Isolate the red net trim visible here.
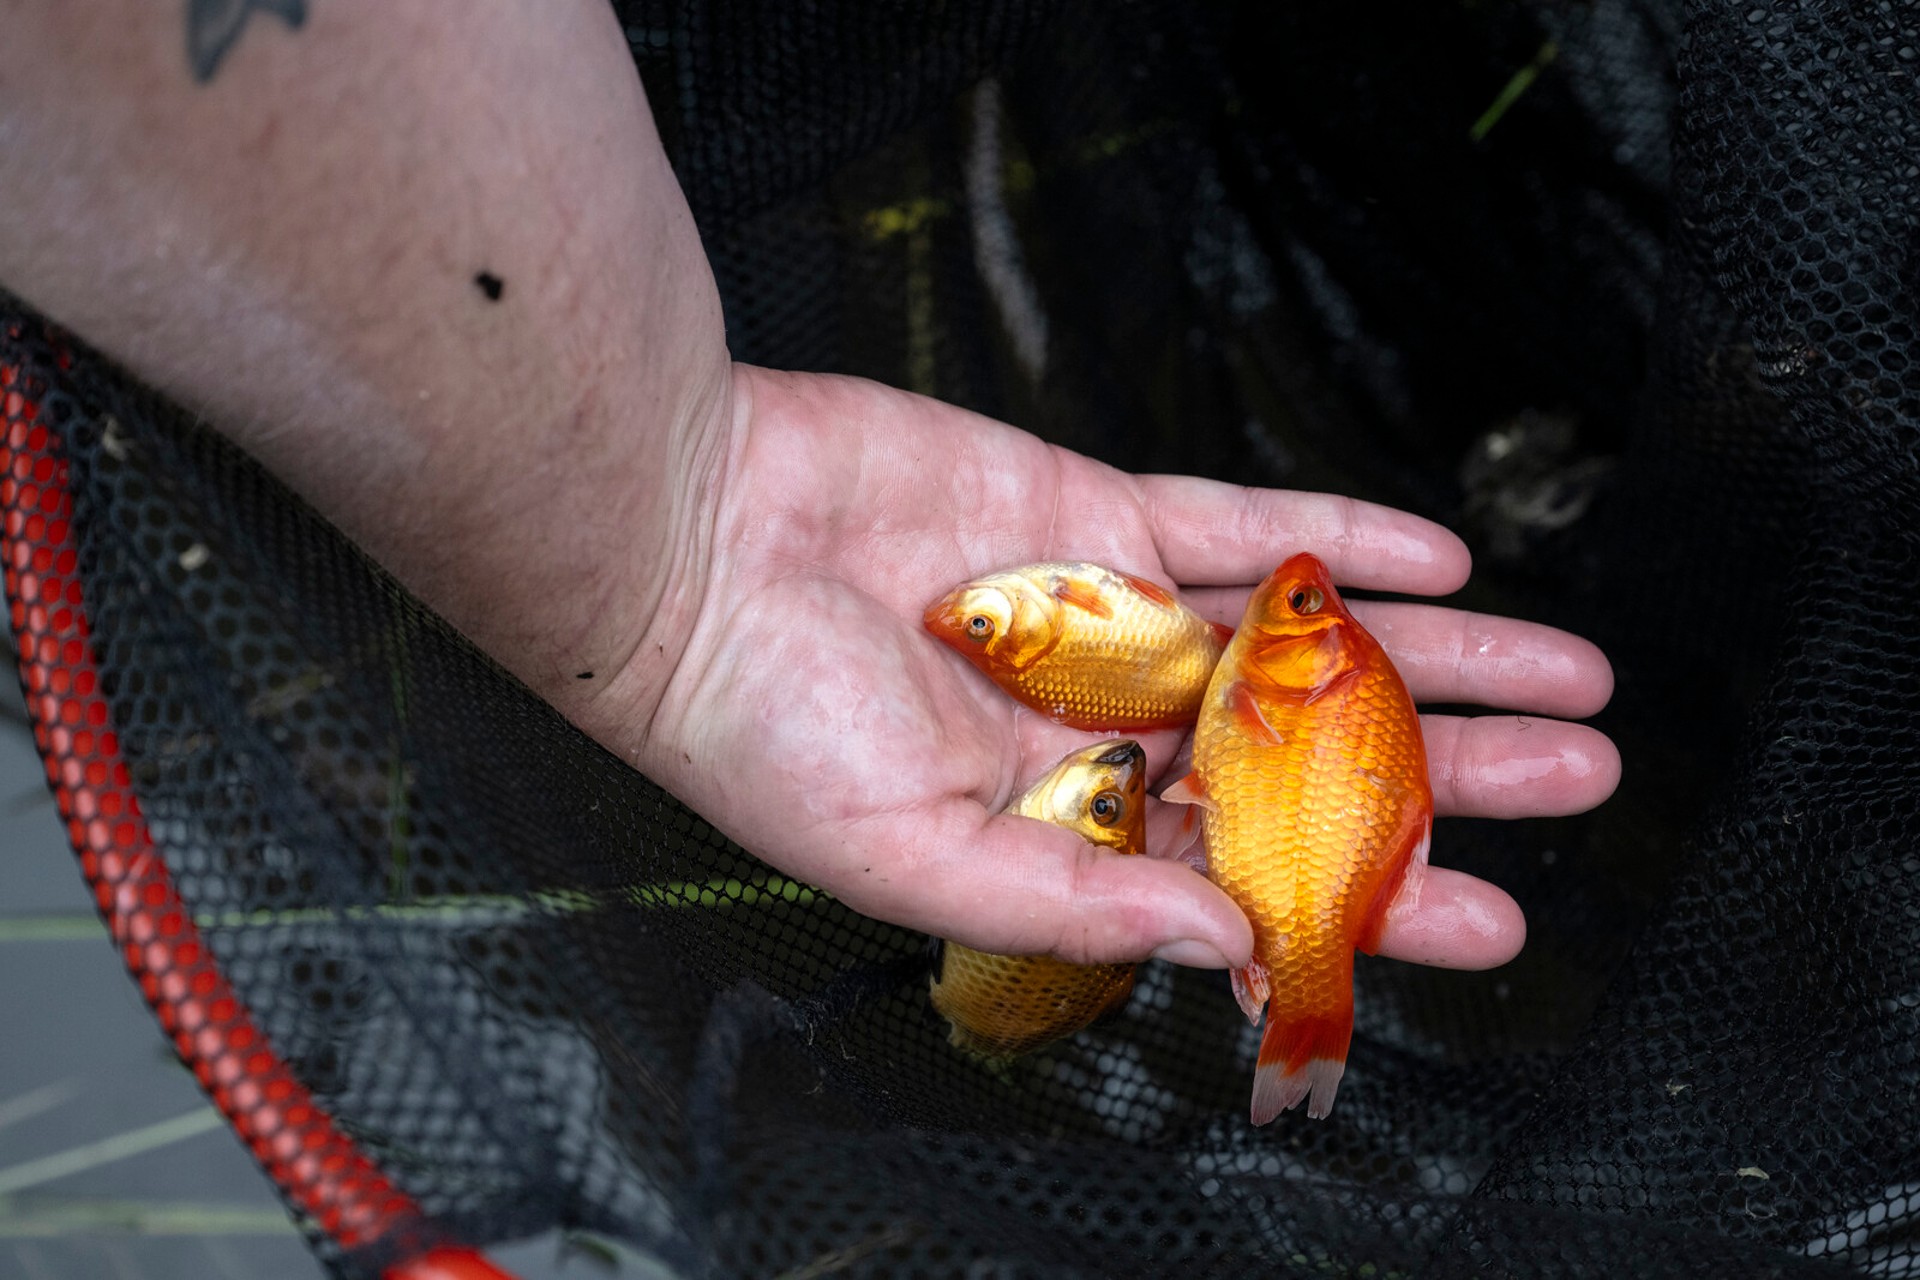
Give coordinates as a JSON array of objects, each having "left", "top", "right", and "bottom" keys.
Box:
[{"left": 0, "top": 365, "right": 509, "bottom": 1275}]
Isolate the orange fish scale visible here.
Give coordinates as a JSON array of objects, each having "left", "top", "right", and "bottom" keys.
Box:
[
  {"left": 1202, "top": 674, "right": 1422, "bottom": 949},
  {"left": 1011, "top": 590, "right": 1219, "bottom": 726},
  {"left": 928, "top": 739, "right": 1149, "bottom": 1059},
  {"left": 1184, "top": 554, "right": 1433, "bottom": 1123},
  {"left": 925, "top": 562, "right": 1226, "bottom": 730},
  {"left": 931, "top": 949, "right": 1135, "bottom": 1058}
]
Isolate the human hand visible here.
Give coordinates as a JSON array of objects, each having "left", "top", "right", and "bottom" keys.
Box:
[
  {"left": 0, "top": 0, "right": 1610, "bottom": 975},
  {"left": 626, "top": 366, "right": 1619, "bottom": 971}
]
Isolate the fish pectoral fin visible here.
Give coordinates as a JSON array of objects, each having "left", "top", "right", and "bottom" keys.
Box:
[
  {"left": 1230, "top": 958, "right": 1272, "bottom": 1024},
  {"left": 1300, "top": 666, "right": 1361, "bottom": 706},
  {"left": 1225, "top": 681, "right": 1285, "bottom": 745},
  {"left": 1050, "top": 573, "right": 1115, "bottom": 619},
  {"left": 1166, "top": 806, "right": 1209, "bottom": 874},
  {"left": 1159, "top": 771, "right": 1219, "bottom": 814},
  {"left": 1356, "top": 810, "right": 1434, "bottom": 956}
]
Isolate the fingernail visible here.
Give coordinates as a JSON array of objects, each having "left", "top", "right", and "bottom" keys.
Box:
[{"left": 1151, "top": 938, "right": 1232, "bottom": 969}]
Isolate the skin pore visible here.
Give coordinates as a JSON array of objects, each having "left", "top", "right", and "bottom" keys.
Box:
[{"left": 0, "top": 1, "right": 1619, "bottom": 972}]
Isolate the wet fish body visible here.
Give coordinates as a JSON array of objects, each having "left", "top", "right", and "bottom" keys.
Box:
[
  {"left": 1165, "top": 553, "right": 1431, "bottom": 1122},
  {"left": 930, "top": 740, "right": 1147, "bottom": 1058},
  {"left": 924, "top": 562, "right": 1229, "bottom": 730}
]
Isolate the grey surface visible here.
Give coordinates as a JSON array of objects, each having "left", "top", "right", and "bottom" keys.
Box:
[{"left": 0, "top": 676, "right": 672, "bottom": 1279}]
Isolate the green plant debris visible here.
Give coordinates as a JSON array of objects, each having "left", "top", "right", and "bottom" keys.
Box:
[
  {"left": 0, "top": 1082, "right": 82, "bottom": 1134},
  {"left": 0, "top": 1198, "right": 297, "bottom": 1238},
  {"left": 180, "top": 875, "right": 820, "bottom": 931},
  {"left": 0, "top": 881, "right": 822, "bottom": 942},
  {"left": 1071, "top": 117, "right": 1177, "bottom": 167},
  {"left": 861, "top": 197, "right": 951, "bottom": 241},
  {"left": 1470, "top": 41, "right": 1559, "bottom": 142},
  {"left": 0, "top": 1108, "right": 227, "bottom": 1196},
  {"left": 0, "top": 914, "right": 105, "bottom": 943},
  {"left": 635, "top": 875, "right": 819, "bottom": 910},
  {"left": 557, "top": 1230, "right": 690, "bottom": 1279},
  {"left": 241, "top": 666, "right": 332, "bottom": 719},
  {"left": 772, "top": 1222, "right": 918, "bottom": 1280}
]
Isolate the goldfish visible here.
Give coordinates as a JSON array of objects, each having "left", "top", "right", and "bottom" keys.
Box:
[
  {"left": 1163, "top": 552, "right": 1431, "bottom": 1122},
  {"left": 924, "top": 562, "right": 1230, "bottom": 730},
  {"left": 930, "top": 740, "right": 1147, "bottom": 1058}
]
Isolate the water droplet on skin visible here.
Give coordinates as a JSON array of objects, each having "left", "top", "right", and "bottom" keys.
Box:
[{"left": 1476, "top": 754, "right": 1561, "bottom": 788}]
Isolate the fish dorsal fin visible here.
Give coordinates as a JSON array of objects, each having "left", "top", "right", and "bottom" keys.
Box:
[
  {"left": 1050, "top": 573, "right": 1114, "bottom": 619},
  {"left": 1117, "top": 570, "right": 1178, "bottom": 610}
]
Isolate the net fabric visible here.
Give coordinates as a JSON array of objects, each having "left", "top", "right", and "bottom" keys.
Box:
[{"left": 6, "top": 0, "right": 1920, "bottom": 1275}]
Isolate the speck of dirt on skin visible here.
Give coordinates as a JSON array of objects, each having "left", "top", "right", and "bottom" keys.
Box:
[
  {"left": 474, "top": 271, "right": 505, "bottom": 301},
  {"left": 575, "top": 671, "right": 594, "bottom": 680}
]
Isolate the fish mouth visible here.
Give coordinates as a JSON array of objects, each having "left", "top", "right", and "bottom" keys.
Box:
[
  {"left": 922, "top": 595, "right": 970, "bottom": 645},
  {"left": 1093, "top": 740, "right": 1145, "bottom": 769}
]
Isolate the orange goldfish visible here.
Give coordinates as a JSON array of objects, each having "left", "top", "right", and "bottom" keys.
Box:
[
  {"left": 930, "top": 740, "right": 1147, "bottom": 1057},
  {"left": 924, "top": 562, "right": 1230, "bottom": 730},
  {"left": 1164, "top": 552, "right": 1431, "bottom": 1122}
]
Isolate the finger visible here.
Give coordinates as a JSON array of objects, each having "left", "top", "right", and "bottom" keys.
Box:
[
  {"left": 1142, "top": 801, "right": 1523, "bottom": 969},
  {"left": 828, "top": 800, "right": 1254, "bottom": 969},
  {"left": 1007, "top": 711, "right": 1188, "bottom": 800},
  {"left": 1375, "top": 865, "right": 1525, "bottom": 969},
  {"left": 1130, "top": 474, "right": 1472, "bottom": 595},
  {"left": 1143, "top": 794, "right": 1205, "bottom": 867},
  {"left": 1176, "top": 593, "right": 1614, "bottom": 721},
  {"left": 1423, "top": 714, "right": 1621, "bottom": 818},
  {"left": 1354, "top": 602, "right": 1614, "bottom": 718}
]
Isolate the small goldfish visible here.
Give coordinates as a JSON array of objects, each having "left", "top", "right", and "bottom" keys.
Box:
[
  {"left": 930, "top": 740, "right": 1147, "bottom": 1058},
  {"left": 924, "top": 562, "right": 1230, "bottom": 730},
  {"left": 1164, "top": 553, "right": 1432, "bottom": 1122}
]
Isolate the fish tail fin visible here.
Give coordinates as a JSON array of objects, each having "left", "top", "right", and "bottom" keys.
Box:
[{"left": 1251, "top": 996, "right": 1354, "bottom": 1124}]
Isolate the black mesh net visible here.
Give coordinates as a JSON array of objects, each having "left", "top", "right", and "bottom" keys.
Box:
[{"left": 4, "top": 0, "right": 1918, "bottom": 1275}]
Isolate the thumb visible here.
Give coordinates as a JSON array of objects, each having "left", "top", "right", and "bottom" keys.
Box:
[{"left": 818, "top": 801, "right": 1254, "bottom": 969}]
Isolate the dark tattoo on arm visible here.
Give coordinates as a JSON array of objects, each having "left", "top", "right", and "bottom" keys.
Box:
[{"left": 188, "top": 0, "right": 308, "bottom": 83}]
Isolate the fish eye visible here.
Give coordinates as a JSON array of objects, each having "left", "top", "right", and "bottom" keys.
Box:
[
  {"left": 1288, "top": 586, "right": 1325, "bottom": 614},
  {"left": 1090, "top": 790, "right": 1126, "bottom": 826},
  {"left": 965, "top": 615, "right": 994, "bottom": 640}
]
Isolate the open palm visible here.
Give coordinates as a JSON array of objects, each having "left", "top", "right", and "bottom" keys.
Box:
[{"left": 636, "top": 367, "right": 1618, "bottom": 972}]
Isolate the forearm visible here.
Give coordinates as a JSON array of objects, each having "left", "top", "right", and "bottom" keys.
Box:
[{"left": 0, "top": 0, "right": 732, "bottom": 738}]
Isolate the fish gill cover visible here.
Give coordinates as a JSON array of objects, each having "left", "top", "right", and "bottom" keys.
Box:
[{"left": 4, "top": 0, "right": 1917, "bottom": 1275}]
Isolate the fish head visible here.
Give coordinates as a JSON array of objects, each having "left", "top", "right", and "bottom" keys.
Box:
[
  {"left": 1236, "top": 553, "right": 1360, "bottom": 698},
  {"left": 1014, "top": 739, "right": 1148, "bottom": 854},
  {"left": 924, "top": 571, "right": 1063, "bottom": 673}
]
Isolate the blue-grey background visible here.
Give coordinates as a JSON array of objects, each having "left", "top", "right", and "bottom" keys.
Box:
[{"left": 0, "top": 670, "right": 673, "bottom": 1279}]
